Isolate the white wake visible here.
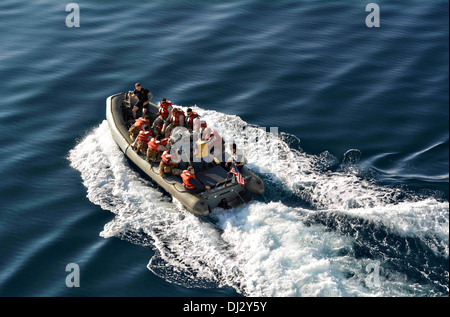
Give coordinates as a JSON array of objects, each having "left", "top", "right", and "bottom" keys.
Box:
[{"left": 68, "top": 108, "right": 449, "bottom": 297}]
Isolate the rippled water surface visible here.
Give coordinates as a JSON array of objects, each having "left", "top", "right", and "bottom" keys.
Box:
[{"left": 0, "top": 1, "right": 448, "bottom": 297}]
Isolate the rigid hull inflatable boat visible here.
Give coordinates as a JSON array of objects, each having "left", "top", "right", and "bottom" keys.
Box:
[{"left": 106, "top": 92, "right": 264, "bottom": 216}]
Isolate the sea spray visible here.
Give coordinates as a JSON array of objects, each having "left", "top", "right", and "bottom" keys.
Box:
[{"left": 68, "top": 114, "right": 449, "bottom": 296}]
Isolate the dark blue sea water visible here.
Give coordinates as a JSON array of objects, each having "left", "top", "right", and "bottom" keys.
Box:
[{"left": 0, "top": 0, "right": 448, "bottom": 298}]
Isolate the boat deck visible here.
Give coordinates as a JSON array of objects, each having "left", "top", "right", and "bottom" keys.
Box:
[
  {"left": 121, "top": 93, "right": 245, "bottom": 199},
  {"left": 107, "top": 92, "right": 263, "bottom": 215}
]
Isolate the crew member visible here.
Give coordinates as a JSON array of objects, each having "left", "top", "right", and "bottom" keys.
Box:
[
  {"left": 128, "top": 115, "right": 150, "bottom": 140},
  {"left": 225, "top": 143, "right": 245, "bottom": 171},
  {"left": 192, "top": 120, "right": 207, "bottom": 150},
  {"left": 185, "top": 108, "right": 201, "bottom": 132},
  {"left": 181, "top": 166, "right": 210, "bottom": 194},
  {"left": 152, "top": 98, "right": 173, "bottom": 135},
  {"left": 199, "top": 120, "right": 208, "bottom": 134},
  {"left": 159, "top": 150, "right": 182, "bottom": 178},
  {"left": 164, "top": 107, "right": 185, "bottom": 138},
  {"left": 129, "top": 83, "right": 153, "bottom": 119},
  {"left": 203, "top": 127, "right": 225, "bottom": 164},
  {"left": 134, "top": 125, "right": 152, "bottom": 155},
  {"left": 193, "top": 134, "right": 211, "bottom": 172},
  {"left": 146, "top": 135, "right": 170, "bottom": 163}
]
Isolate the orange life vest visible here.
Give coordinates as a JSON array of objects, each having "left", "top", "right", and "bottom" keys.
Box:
[
  {"left": 137, "top": 130, "right": 152, "bottom": 143},
  {"left": 158, "top": 101, "right": 172, "bottom": 118},
  {"left": 161, "top": 151, "right": 176, "bottom": 166},
  {"left": 181, "top": 170, "right": 196, "bottom": 189},
  {"left": 186, "top": 112, "right": 200, "bottom": 129},
  {"left": 148, "top": 138, "right": 169, "bottom": 152},
  {"left": 135, "top": 117, "right": 150, "bottom": 130},
  {"left": 171, "top": 109, "right": 185, "bottom": 126}
]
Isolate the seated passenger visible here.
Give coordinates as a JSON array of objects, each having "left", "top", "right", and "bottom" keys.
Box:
[
  {"left": 152, "top": 98, "right": 173, "bottom": 135},
  {"left": 134, "top": 125, "right": 152, "bottom": 155},
  {"left": 185, "top": 108, "right": 201, "bottom": 132},
  {"left": 128, "top": 116, "right": 150, "bottom": 140},
  {"left": 146, "top": 135, "right": 170, "bottom": 163},
  {"left": 200, "top": 120, "right": 207, "bottom": 134},
  {"left": 225, "top": 143, "right": 245, "bottom": 171},
  {"left": 159, "top": 150, "right": 182, "bottom": 178},
  {"left": 181, "top": 166, "right": 211, "bottom": 194},
  {"left": 164, "top": 107, "right": 185, "bottom": 138},
  {"left": 192, "top": 120, "right": 208, "bottom": 147},
  {"left": 204, "top": 127, "right": 225, "bottom": 158}
]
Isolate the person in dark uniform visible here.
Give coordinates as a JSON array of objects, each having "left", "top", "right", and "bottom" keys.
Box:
[
  {"left": 129, "top": 83, "right": 153, "bottom": 119},
  {"left": 225, "top": 143, "right": 245, "bottom": 171},
  {"left": 181, "top": 166, "right": 210, "bottom": 194}
]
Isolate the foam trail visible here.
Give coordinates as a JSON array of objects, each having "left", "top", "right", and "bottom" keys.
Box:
[
  {"left": 197, "top": 108, "right": 415, "bottom": 210},
  {"left": 197, "top": 108, "right": 448, "bottom": 238},
  {"left": 213, "top": 202, "right": 359, "bottom": 296},
  {"left": 69, "top": 122, "right": 245, "bottom": 289},
  {"left": 69, "top": 115, "right": 449, "bottom": 296}
]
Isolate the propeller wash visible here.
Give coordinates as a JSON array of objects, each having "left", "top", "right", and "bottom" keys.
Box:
[{"left": 69, "top": 106, "right": 449, "bottom": 297}]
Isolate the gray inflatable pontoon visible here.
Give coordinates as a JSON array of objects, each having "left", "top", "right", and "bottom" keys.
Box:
[{"left": 106, "top": 92, "right": 264, "bottom": 216}]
